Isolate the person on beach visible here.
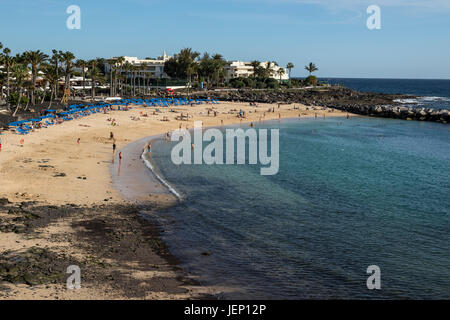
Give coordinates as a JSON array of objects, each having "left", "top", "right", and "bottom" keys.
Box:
[
  {"left": 110, "top": 132, "right": 114, "bottom": 140},
  {"left": 0, "top": 137, "right": 2, "bottom": 151},
  {"left": 119, "top": 152, "right": 123, "bottom": 162},
  {"left": 113, "top": 143, "right": 116, "bottom": 154},
  {"left": 77, "top": 138, "right": 80, "bottom": 144},
  {"left": 147, "top": 142, "right": 152, "bottom": 154}
]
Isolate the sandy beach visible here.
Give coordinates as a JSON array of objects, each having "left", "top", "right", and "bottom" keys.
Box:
[{"left": 0, "top": 101, "right": 350, "bottom": 299}]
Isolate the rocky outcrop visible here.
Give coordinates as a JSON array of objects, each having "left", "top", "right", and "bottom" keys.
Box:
[{"left": 193, "top": 87, "right": 449, "bottom": 123}]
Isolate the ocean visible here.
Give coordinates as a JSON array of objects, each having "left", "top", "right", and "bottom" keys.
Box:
[
  {"left": 140, "top": 79, "right": 450, "bottom": 299},
  {"left": 320, "top": 78, "right": 450, "bottom": 110}
]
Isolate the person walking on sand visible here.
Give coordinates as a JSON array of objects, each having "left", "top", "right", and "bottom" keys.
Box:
[
  {"left": 147, "top": 142, "right": 152, "bottom": 154},
  {"left": 119, "top": 152, "right": 123, "bottom": 163},
  {"left": 113, "top": 142, "right": 116, "bottom": 154},
  {"left": 110, "top": 132, "right": 114, "bottom": 140},
  {"left": 77, "top": 138, "right": 80, "bottom": 145}
]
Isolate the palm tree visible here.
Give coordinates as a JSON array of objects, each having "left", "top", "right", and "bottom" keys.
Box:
[
  {"left": 23, "top": 50, "right": 48, "bottom": 106},
  {"left": 60, "top": 51, "right": 75, "bottom": 99},
  {"left": 2, "top": 47, "right": 12, "bottom": 110},
  {"left": 140, "top": 62, "right": 148, "bottom": 95},
  {"left": 115, "top": 56, "right": 125, "bottom": 95},
  {"left": 131, "top": 65, "right": 138, "bottom": 97},
  {"left": 277, "top": 68, "right": 286, "bottom": 83},
  {"left": 305, "top": 62, "right": 318, "bottom": 75},
  {"left": 122, "top": 61, "right": 132, "bottom": 95},
  {"left": 212, "top": 54, "right": 226, "bottom": 86},
  {"left": 50, "top": 50, "right": 61, "bottom": 99},
  {"left": 12, "top": 61, "right": 30, "bottom": 116},
  {"left": 41, "top": 63, "right": 58, "bottom": 106},
  {"left": 107, "top": 58, "right": 117, "bottom": 97},
  {"left": 286, "top": 62, "right": 294, "bottom": 79},
  {"left": 250, "top": 60, "right": 260, "bottom": 78},
  {"left": 179, "top": 48, "right": 200, "bottom": 83},
  {"left": 88, "top": 59, "right": 100, "bottom": 101},
  {"left": 264, "top": 62, "right": 273, "bottom": 78},
  {"left": 75, "top": 59, "right": 88, "bottom": 94}
]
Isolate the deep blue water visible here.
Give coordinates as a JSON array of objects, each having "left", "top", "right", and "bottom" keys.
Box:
[
  {"left": 318, "top": 78, "right": 450, "bottom": 110},
  {"left": 147, "top": 118, "right": 450, "bottom": 299}
]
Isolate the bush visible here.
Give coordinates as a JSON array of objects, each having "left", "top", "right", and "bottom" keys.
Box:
[
  {"left": 229, "top": 79, "right": 245, "bottom": 88},
  {"left": 304, "top": 75, "right": 318, "bottom": 86},
  {"left": 243, "top": 78, "right": 256, "bottom": 88},
  {"left": 8, "top": 92, "right": 29, "bottom": 105},
  {"left": 256, "top": 81, "right": 267, "bottom": 89},
  {"left": 265, "top": 78, "right": 280, "bottom": 89}
]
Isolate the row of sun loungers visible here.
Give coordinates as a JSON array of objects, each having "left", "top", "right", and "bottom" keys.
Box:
[{"left": 8, "top": 98, "right": 221, "bottom": 134}]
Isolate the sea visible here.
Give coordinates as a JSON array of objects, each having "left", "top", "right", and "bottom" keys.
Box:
[
  {"left": 138, "top": 79, "right": 450, "bottom": 299},
  {"left": 321, "top": 78, "right": 450, "bottom": 110}
]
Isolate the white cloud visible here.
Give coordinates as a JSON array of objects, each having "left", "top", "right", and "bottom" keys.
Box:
[{"left": 282, "top": 0, "right": 450, "bottom": 11}]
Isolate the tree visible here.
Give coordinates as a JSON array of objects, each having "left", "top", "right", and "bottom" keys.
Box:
[
  {"left": 163, "top": 48, "right": 200, "bottom": 91},
  {"left": 2, "top": 47, "right": 12, "bottom": 110},
  {"left": 212, "top": 54, "right": 226, "bottom": 86},
  {"left": 50, "top": 50, "right": 61, "bottom": 99},
  {"left": 286, "top": 62, "right": 294, "bottom": 79},
  {"left": 60, "top": 51, "right": 76, "bottom": 100},
  {"left": 107, "top": 58, "right": 117, "bottom": 96},
  {"left": 12, "top": 60, "right": 30, "bottom": 116},
  {"left": 23, "top": 50, "right": 48, "bottom": 106},
  {"left": 122, "top": 61, "right": 132, "bottom": 94},
  {"left": 277, "top": 68, "right": 286, "bottom": 84},
  {"left": 41, "top": 63, "right": 59, "bottom": 106},
  {"left": 88, "top": 59, "right": 102, "bottom": 100},
  {"left": 305, "top": 62, "right": 318, "bottom": 75},
  {"left": 114, "top": 56, "right": 125, "bottom": 95},
  {"left": 140, "top": 62, "right": 148, "bottom": 95},
  {"left": 75, "top": 59, "right": 88, "bottom": 94},
  {"left": 264, "top": 62, "right": 273, "bottom": 78}
]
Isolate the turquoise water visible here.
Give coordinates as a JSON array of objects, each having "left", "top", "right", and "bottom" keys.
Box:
[{"left": 147, "top": 117, "right": 450, "bottom": 299}]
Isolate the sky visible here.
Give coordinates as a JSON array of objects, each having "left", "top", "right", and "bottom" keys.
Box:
[{"left": 0, "top": 0, "right": 449, "bottom": 79}]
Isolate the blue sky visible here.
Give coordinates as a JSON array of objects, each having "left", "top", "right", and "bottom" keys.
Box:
[{"left": 1, "top": 0, "right": 449, "bottom": 78}]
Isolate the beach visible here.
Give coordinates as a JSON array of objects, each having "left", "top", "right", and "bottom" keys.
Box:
[{"left": 0, "top": 101, "right": 348, "bottom": 299}]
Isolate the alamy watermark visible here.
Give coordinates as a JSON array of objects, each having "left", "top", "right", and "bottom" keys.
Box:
[
  {"left": 367, "top": 5, "right": 381, "bottom": 30},
  {"left": 170, "top": 121, "right": 279, "bottom": 175},
  {"left": 366, "top": 265, "right": 381, "bottom": 290},
  {"left": 66, "top": 5, "right": 81, "bottom": 30},
  {"left": 66, "top": 265, "right": 81, "bottom": 290}
]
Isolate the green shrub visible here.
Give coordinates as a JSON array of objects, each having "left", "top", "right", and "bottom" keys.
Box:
[
  {"left": 304, "top": 75, "right": 318, "bottom": 86},
  {"left": 8, "top": 92, "right": 29, "bottom": 105}
]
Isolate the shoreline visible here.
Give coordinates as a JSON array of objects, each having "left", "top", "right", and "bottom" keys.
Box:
[{"left": 0, "top": 101, "right": 352, "bottom": 299}]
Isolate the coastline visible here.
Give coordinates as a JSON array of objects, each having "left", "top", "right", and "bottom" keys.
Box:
[{"left": 0, "top": 101, "right": 352, "bottom": 299}]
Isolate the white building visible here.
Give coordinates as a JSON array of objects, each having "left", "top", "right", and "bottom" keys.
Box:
[
  {"left": 224, "top": 61, "right": 289, "bottom": 81},
  {"left": 105, "top": 52, "right": 171, "bottom": 79}
]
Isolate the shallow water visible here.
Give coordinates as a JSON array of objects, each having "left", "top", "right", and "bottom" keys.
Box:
[{"left": 145, "top": 117, "right": 450, "bottom": 299}]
